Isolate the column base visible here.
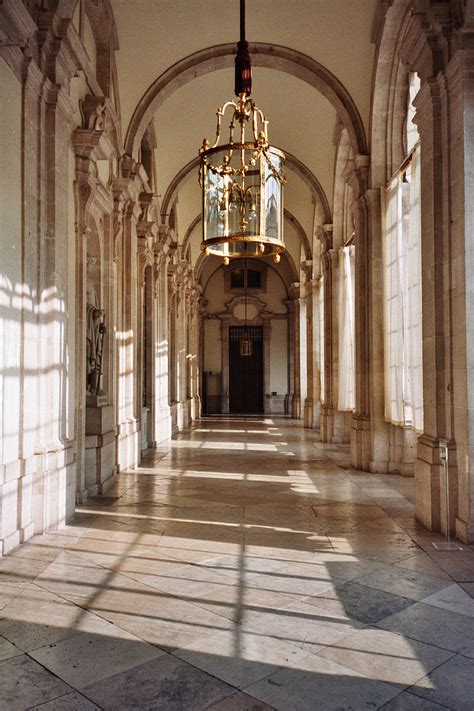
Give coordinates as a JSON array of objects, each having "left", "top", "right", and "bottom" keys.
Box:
[
  {"left": 415, "top": 435, "right": 442, "bottom": 532},
  {"left": 351, "top": 413, "right": 371, "bottom": 470}
]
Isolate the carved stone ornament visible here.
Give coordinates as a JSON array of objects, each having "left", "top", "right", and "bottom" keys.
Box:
[{"left": 81, "top": 95, "right": 107, "bottom": 131}]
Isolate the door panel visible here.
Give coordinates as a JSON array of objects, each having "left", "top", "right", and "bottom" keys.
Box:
[{"left": 229, "top": 326, "right": 263, "bottom": 414}]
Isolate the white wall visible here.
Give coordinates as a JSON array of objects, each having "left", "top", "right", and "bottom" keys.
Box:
[
  {"left": 0, "top": 60, "right": 22, "bottom": 468},
  {"left": 270, "top": 319, "right": 288, "bottom": 395}
]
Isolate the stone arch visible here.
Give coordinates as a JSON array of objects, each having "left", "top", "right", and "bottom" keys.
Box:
[
  {"left": 332, "top": 127, "right": 355, "bottom": 249},
  {"left": 370, "top": 0, "right": 421, "bottom": 187},
  {"left": 195, "top": 245, "right": 299, "bottom": 287},
  {"left": 125, "top": 43, "right": 367, "bottom": 161}
]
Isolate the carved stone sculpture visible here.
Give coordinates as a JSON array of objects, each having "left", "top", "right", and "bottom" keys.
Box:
[{"left": 86, "top": 303, "right": 106, "bottom": 395}]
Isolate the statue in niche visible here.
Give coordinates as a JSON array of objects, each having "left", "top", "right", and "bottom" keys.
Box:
[{"left": 86, "top": 267, "right": 106, "bottom": 396}]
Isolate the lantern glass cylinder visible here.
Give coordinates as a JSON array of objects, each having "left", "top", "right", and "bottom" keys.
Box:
[{"left": 202, "top": 145, "right": 284, "bottom": 258}]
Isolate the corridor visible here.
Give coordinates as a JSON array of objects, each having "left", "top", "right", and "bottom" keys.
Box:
[{"left": 1, "top": 419, "right": 474, "bottom": 710}]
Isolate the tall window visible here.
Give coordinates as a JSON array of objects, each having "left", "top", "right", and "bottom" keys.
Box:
[
  {"left": 383, "top": 72, "right": 423, "bottom": 430},
  {"left": 318, "top": 275, "right": 325, "bottom": 404},
  {"left": 338, "top": 245, "right": 355, "bottom": 411}
]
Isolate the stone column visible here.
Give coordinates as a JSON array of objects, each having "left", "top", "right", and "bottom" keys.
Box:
[
  {"left": 444, "top": 50, "right": 474, "bottom": 542},
  {"left": 329, "top": 246, "right": 349, "bottom": 442},
  {"left": 117, "top": 197, "right": 141, "bottom": 468},
  {"left": 285, "top": 300, "right": 295, "bottom": 417},
  {"left": 190, "top": 285, "right": 202, "bottom": 419},
  {"left": 167, "top": 269, "right": 178, "bottom": 433},
  {"left": 263, "top": 318, "right": 272, "bottom": 414},
  {"left": 176, "top": 274, "right": 191, "bottom": 429},
  {"left": 153, "top": 238, "right": 172, "bottom": 444},
  {"left": 450, "top": 48, "right": 474, "bottom": 543},
  {"left": 303, "top": 263, "right": 321, "bottom": 430},
  {"left": 220, "top": 315, "right": 231, "bottom": 414},
  {"left": 349, "top": 158, "right": 372, "bottom": 470},
  {"left": 320, "top": 245, "right": 335, "bottom": 441},
  {"left": 413, "top": 79, "right": 446, "bottom": 532},
  {"left": 34, "top": 84, "right": 77, "bottom": 523},
  {"left": 289, "top": 283, "right": 302, "bottom": 418},
  {"left": 365, "top": 188, "right": 390, "bottom": 470}
]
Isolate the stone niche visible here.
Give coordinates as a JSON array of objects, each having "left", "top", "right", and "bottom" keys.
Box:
[{"left": 84, "top": 221, "right": 116, "bottom": 495}]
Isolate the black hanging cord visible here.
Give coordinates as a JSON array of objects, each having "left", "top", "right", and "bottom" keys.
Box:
[{"left": 235, "top": 0, "right": 252, "bottom": 96}]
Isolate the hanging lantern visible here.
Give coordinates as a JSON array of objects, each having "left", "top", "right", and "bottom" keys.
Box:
[{"left": 199, "top": 0, "right": 285, "bottom": 263}]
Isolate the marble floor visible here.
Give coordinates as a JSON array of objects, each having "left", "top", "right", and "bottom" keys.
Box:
[{"left": 1, "top": 418, "right": 474, "bottom": 710}]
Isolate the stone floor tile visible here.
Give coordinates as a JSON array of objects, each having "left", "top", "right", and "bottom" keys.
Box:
[
  {"left": 243, "top": 652, "right": 400, "bottom": 711},
  {"left": 317, "top": 626, "right": 453, "bottom": 686},
  {"left": 176, "top": 625, "right": 308, "bottom": 688},
  {"left": 205, "top": 691, "right": 276, "bottom": 710},
  {"left": 461, "top": 582, "right": 474, "bottom": 598},
  {"left": 112, "top": 556, "right": 236, "bottom": 599},
  {"left": 197, "top": 553, "right": 291, "bottom": 581},
  {"left": 308, "top": 579, "right": 415, "bottom": 624},
  {"left": 380, "top": 691, "right": 451, "bottom": 709},
  {"left": 377, "top": 601, "right": 474, "bottom": 657},
  {"left": 0, "top": 555, "right": 50, "bottom": 586},
  {"left": 394, "top": 552, "right": 452, "bottom": 581},
  {"left": 243, "top": 598, "right": 365, "bottom": 654},
  {"left": 184, "top": 578, "right": 301, "bottom": 624},
  {"left": 0, "top": 635, "right": 21, "bottom": 661},
  {"left": 28, "top": 691, "right": 101, "bottom": 710},
  {"left": 0, "top": 583, "right": 112, "bottom": 652},
  {"left": 355, "top": 566, "right": 452, "bottom": 602},
  {"left": 29, "top": 625, "right": 165, "bottom": 689},
  {"left": 248, "top": 565, "right": 335, "bottom": 598},
  {"left": 100, "top": 592, "right": 235, "bottom": 650},
  {"left": 423, "top": 550, "right": 474, "bottom": 583},
  {"left": 0, "top": 420, "right": 470, "bottom": 709},
  {"left": 421, "top": 583, "right": 474, "bottom": 618},
  {"left": 0, "top": 654, "right": 71, "bottom": 710},
  {"left": 82, "top": 654, "right": 235, "bottom": 710},
  {"left": 408, "top": 654, "right": 474, "bottom": 710}
]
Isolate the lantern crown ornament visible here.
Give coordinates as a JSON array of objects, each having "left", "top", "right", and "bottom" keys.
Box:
[{"left": 199, "top": 0, "right": 285, "bottom": 264}]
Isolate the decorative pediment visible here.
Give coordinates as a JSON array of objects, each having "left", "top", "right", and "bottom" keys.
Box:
[{"left": 221, "top": 295, "right": 271, "bottom": 324}]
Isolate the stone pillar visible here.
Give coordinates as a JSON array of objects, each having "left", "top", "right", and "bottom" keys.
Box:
[
  {"left": 320, "top": 245, "right": 334, "bottom": 441},
  {"left": 167, "top": 269, "right": 178, "bottom": 434},
  {"left": 263, "top": 318, "right": 272, "bottom": 414},
  {"left": 220, "top": 316, "right": 231, "bottom": 414},
  {"left": 34, "top": 84, "right": 76, "bottom": 524},
  {"left": 189, "top": 285, "right": 202, "bottom": 420},
  {"left": 350, "top": 158, "right": 372, "bottom": 470},
  {"left": 153, "top": 239, "right": 172, "bottom": 444},
  {"left": 286, "top": 299, "right": 296, "bottom": 417},
  {"left": 445, "top": 50, "right": 474, "bottom": 542},
  {"left": 303, "top": 264, "right": 321, "bottom": 430},
  {"left": 117, "top": 198, "right": 141, "bottom": 468},
  {"left": 365, "top": 188, "right": 390, "bottom": 470},
  {"left": 176, "top": 274, "right": 191, "bottom": 429},
  {"left": 413, "top": 79, "right": 446, "bottom": 532},
  {"left": 289, "top": 283, "right": 302, "bottom": 418}
]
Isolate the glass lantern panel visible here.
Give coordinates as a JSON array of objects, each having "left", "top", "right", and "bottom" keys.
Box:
[
  {"left": 203, "top": 148, "right": 262, "bottom": 243},
  {"left": 264, "top": 150, "right": 283, "bottom": 242},
  {"left": 203, "top": 166, "right": 224, "bottom": 241}
]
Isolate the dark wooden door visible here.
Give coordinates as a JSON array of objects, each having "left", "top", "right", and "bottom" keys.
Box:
[{"left": 229, "top": 326, "right": 263, "bottom": 413}]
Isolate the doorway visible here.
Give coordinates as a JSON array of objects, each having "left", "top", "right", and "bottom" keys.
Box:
[{"left": 229, "top": 325, "right": 264, "bottom": 413}]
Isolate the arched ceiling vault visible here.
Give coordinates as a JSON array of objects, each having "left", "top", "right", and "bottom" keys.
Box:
[{"left": 125, "top": 43, "right": 367, "bottom": 161}]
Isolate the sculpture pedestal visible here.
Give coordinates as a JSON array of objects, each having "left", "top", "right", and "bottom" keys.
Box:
[{"left": 85, "top": 399, "right": 116, "bottom": 495}]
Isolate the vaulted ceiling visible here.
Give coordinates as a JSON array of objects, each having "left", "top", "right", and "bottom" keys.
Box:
[{"left": 112, "top": 0, "right": 377, "bottom": 269}]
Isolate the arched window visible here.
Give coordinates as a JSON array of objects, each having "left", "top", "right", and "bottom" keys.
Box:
[{"left": 383, "top": 72, "right": 423, "bottom": 431}]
